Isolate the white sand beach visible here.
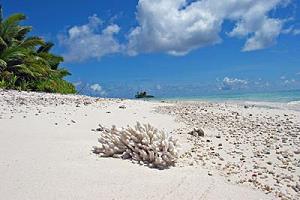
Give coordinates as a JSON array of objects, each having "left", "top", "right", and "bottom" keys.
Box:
[{"left": 0, "top": 90, "right": 299, "bottom": 200}]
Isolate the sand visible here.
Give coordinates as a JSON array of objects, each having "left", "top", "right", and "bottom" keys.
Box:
[
  {"left": 1, "top": 90, "right": 298, "bottom": 199},
  {"left": 157, "top": 101, "right": 300, "bottom": 199}
]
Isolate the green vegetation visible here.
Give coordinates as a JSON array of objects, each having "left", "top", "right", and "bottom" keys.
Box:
[
  {"left": 135, "top": 91, "right": 154, "bottom": 99},
  {"left": 0, "top": 6, "right": 76, "bottom": 94}
]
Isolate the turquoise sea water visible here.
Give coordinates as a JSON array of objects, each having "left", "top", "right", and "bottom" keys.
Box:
[{"left": 156, "top": 90, "right": 300, "bottom": 103}]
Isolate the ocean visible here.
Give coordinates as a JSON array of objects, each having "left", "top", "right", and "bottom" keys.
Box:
[
  {"left": 159, "top": 90, "right": 300, "bottom": 102},
  {"left": 155, "top": 90, "right": 300, "bottom": 111}
]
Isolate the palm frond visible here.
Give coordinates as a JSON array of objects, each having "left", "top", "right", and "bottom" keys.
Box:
[
  {"left": 52, "top": 68, "right": 71, "bottom": 78},
  {"left": 0, "top": 46, "right": 27, "bottom": 61},
  {"left": 0, "top": 36, "right": 7, "bottom": 50},
  {"left": 0, "top": 58, "right": 7, "bottom": 69},
  {"left": 2, "top": 13, "right": 26, "bottom": 28},
  {"left": 19, "top": 36, "right": 45, "bottom": 48},
  {"left": 9, "top": 64, "right": 35, "bottom": 78},
  {"left": 15, "top": 26, "right": 32, "bottom": 41},
  {"left": 37, "top": 42, "right": 54, "bottom": 53},
  {"left": 37, "top": 52, "right": 64, "bottom": 69},
  {"left": 0, "top": 13, "right": 26, "bottom": 43}
]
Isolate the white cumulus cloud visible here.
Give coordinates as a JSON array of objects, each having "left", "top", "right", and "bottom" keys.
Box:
[
  {"left": 59, "top": 0, "right": 293, "bottom": 60},
  {"left": 127, "top": 0, "right": 290, "bottom": 55},
  {"left": 156, "top": 84, "right": 162, "bottom": 90},
  {"left": 90, "top": 83, "right": 106, "bottom": 96},
  {"left": 293, "top": 29, "right": 300, "bottom": 35},
  {"left": 220, "top": 77, "right": 248, "bottom": 90},
  {"left": 59, "top": 15, "right": 122, "bottom": 62},
  {"left": 283, "top": 79, "right": 296, "bottom": 85}
]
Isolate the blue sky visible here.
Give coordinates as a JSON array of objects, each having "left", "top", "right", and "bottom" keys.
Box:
[{"left": 2, "top": 0, "right": 300, "bottom": 98}]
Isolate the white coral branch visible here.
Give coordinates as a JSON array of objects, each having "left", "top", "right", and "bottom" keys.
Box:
[{"left": 93, "top": 122, "right": 179, "bottom": 169}]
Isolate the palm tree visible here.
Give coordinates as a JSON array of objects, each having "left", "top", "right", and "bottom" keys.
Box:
[
  {"left": 0, "top": 6, "right": 75, "bottom": 93},
  {"left": 36, "top": 42, "right": 70, "bottom": 77}
]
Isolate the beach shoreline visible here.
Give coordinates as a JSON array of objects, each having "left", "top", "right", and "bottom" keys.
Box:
[{"left": 1, "top": 89, "right": 299, "bottom": 199}]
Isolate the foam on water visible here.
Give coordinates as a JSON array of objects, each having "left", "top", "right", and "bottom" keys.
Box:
[
  {"left": 158, "top": 90, "right": 300, "bottom": 111},
  {"left": 287, "top": 101, "right": 300, "bottom": 111}
]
